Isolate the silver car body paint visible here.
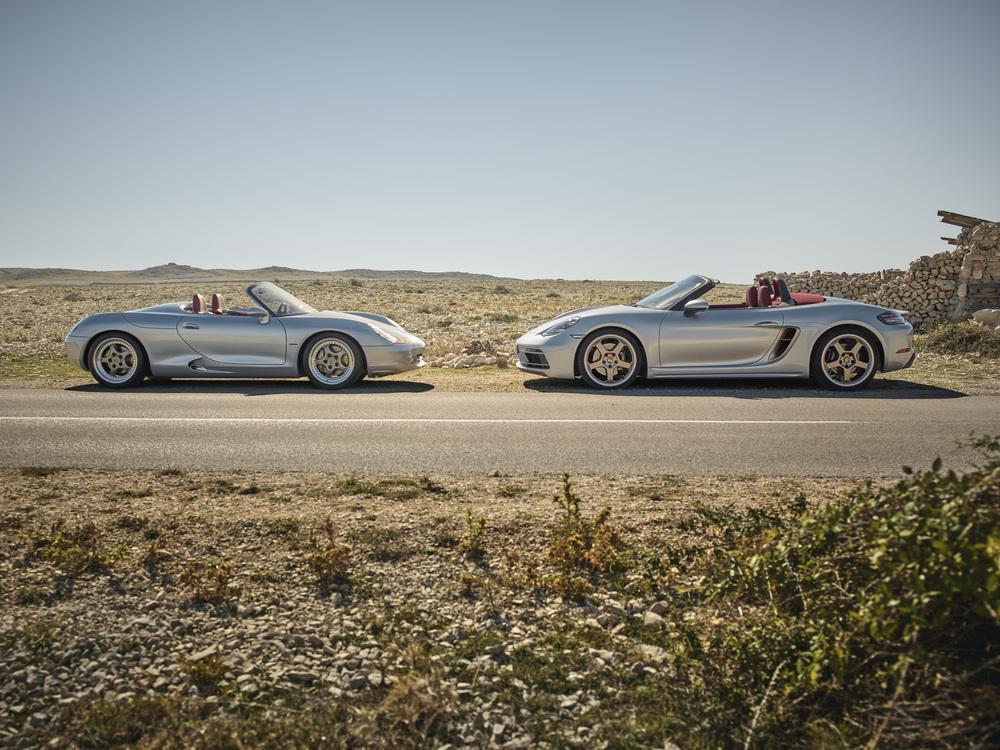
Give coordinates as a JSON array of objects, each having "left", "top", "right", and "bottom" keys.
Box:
[
  {"left": 65, "top": 285, "right": 426, "bottom": 380},
  {"left": 515, "top": 275, "right": 914, "bottom": 382}
]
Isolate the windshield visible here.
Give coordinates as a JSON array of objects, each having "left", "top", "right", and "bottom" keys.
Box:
[
  {"left": 246, "top": 282, "right": 317, "bottom": 316},
  {"left": 634, "top": 275, "right": 712, "bottom": 310}
]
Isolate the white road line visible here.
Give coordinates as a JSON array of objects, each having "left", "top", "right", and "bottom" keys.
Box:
[{"left": 0, "top": 416, "right": 857, "bottom": 425}]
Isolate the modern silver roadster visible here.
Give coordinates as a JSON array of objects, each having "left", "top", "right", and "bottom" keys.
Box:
[
  {"left": 515, "top": 275, "right": 915, "bottom": 390},
  {"left": 65, "top": 282, "right": 425, "bottom": 389}
]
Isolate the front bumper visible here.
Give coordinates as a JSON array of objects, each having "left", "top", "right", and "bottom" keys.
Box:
[
  {"left": 514, "top": 332, "right": 579, "bottom": 380},
  {"left": 365, "top": 341, "right": 427, "bottom": 377},
  {"left": 64, "top": 334, "right": 87, "bottom": 370}
]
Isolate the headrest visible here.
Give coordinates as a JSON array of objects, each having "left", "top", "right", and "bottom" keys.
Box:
[
  {"left": 211, "top": 293, "right": 225, "bottom": 314},
  {"left": 745, "top": 286, "right": 759, "bottom": 308},
  {"left": 192, "top": 293, "right": 205, "bottom": 313},
  {"left": 774, "top": 278, "right": 793, "bottom": 305},
  {"left": 757, "top": 284, "right": 772, "bottom": 307}
]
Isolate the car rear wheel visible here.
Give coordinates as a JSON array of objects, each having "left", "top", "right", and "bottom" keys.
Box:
[
  {"left": 577, "top": 330, "right": 643, "bottom": 389},
  {"left": 811, "top": 329, "right": 879, "bottom": 390},
  {"left": 303, "top": 334, "right": 365, "bottom": 390},
  {"left": 88, "top": 333, "right": 147, "bottom": 388}
]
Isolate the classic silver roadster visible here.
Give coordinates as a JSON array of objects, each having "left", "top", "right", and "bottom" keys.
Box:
[
  {"left": 65, "top": 282, "right": 425, "bottom": 389},
  {"left": 515, "top": 275, "right": 916, "bottom": 390}
]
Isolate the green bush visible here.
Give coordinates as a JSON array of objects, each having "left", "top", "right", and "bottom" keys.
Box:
[
  {"left": 665, "top": 437, "right": 1000, "bottom": 748},
  {"left": 917, "top": 319, "right": 1000, "bottom": 358}
]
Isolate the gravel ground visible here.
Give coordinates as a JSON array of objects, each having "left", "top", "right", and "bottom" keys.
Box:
[{"left": 0, "top": 469, "right": 855, "bottom": 748}]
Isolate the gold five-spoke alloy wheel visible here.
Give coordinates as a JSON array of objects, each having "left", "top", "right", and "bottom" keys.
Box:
[
  {"left": 820, "top": 333, "right": 874, "bottom": 386},
  {"left": 582, "top": 333, "right": 638, "bottom": 387}
]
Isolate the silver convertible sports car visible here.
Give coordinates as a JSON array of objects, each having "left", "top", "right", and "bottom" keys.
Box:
[
  {"left": 65, "top": 282, "right": 425, "bottom": 389},
  {"left": 515, "top": 275, "right": 915, "bottom": 390}
]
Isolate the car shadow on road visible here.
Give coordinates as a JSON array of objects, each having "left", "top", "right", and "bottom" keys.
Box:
[
  {"left": 65, "top": 379, "right": 435, "bottom": 396},
  {"left": 522, "top": 377, "right": 967, "bottom": 399}
]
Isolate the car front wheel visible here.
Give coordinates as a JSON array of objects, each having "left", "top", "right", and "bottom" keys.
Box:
[
  {"left": 810, "top": 328, "right": 879, "bottom": 390},
  {"left": 576, "top": 330, "right": 643, "bottom": 389},
  {"left": 88, "top": 333, "right": 147, "bottom": 388},
  {"left": 303, "top": 334, "right": 365, "bottom": 390}
]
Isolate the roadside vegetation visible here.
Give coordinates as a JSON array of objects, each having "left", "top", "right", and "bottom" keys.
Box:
[
  {"left": 2, "top": 442, "right": 997, "bottom": 748},
  {"left": 916, "top": 318, "right": 1000, "bottom": 358}
]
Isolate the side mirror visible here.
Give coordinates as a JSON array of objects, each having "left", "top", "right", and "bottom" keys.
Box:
[
  {"left": 255, "top": 311, "right": 270, "bottom": 325},
  {"left": 683, "top": 299, "right": 709, "bottom": 315}
]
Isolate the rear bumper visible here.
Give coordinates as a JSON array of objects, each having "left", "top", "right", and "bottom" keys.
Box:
[
  {"left": 879, "top": 325, "right": 915, "bottom": 373},
  {"left": 365, "top": 342, "right": 426, "bottom": 377}
]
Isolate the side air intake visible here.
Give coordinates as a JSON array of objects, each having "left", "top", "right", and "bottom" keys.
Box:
[{"left": 771, "top": 328, "right": 798, "bottom": 360}]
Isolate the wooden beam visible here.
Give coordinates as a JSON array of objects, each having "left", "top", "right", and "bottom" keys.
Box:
[
  {"left": 937, "top": 209, "right": 995, "bottom": 228},
  {"left": 940, "top": 236, "right": 958, "bottom": 245}
]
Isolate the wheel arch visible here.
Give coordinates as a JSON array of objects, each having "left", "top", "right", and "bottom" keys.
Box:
[
  {"left": 812, "top": 323, "right": 885, "bottom": 372},
  {"left": 573, "top": 325, "right": 648, "bottom": 378},
  {"left": 298, "top": 330, "right": 368, "bottom": 376},
  {"left": 83, "top": 330, "right": 151, "bottom": 374}
]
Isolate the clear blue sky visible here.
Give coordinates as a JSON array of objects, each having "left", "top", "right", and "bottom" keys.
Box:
[{"left": 1, "top": 0, "right": 998, "bottom": 282}]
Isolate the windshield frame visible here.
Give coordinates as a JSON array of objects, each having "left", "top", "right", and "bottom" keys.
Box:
[
  {"left": 245, "top": 282, "right": 317, "bottom": 317},
  {"left": 634, "top": 275, "right": 716, "bottom": 311}
]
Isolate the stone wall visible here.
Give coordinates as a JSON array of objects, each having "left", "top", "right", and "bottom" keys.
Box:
[{"left": 759, "top": 221, "right": 1000, "bottom": 327}]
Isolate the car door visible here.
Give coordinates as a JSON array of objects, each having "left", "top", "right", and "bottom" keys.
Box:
[
  {"left": 176, "top": 314, "right": 288, "bottom": 365},
  {"left": 658, "top": 308, "right": 784, "bottom": 368}
]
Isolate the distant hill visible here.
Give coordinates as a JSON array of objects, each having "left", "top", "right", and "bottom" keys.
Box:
[{"left": 0, "top": 263, "right": 508, "bottom": 287}]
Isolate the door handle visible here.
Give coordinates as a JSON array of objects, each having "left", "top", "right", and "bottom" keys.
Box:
[
  {"left": 753, "top": 321, "right": 781, "bottom": 328},
  {"left": 182, "top": 323, "right": 200, "bottom": 330}
]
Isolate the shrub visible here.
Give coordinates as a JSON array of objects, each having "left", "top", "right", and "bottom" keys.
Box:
[
  {"left": 548, "top": 474, "right": 626, "bottom": 580},
  {"left": 29, "top": 521, "right": 123, "bottom": 577},
  {"left": 179, "top": 560, "right": 238, "bottom": 606},
  {"left": 917, "top": 319, "right": 1000, "bottom": 358},
  {"left": 63, "top": 695, "right": 181, "bottom": 749},
  {"left": 458, "top": 509, "right": 486, "bottom": 560},
  {"left": 307, "top": 543, "right": 352, "bottom": 588},
  {"left": 182, "top": 654, "right": 227, "bottom": 692},
  {"left": 661, "top": 436, "right": 1000, "bottom": 748},
  {"left": 350, "top": 278, "right": 364, "bottom": 287}
]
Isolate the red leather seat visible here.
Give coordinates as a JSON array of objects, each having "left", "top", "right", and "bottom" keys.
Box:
[
  {"left": 757, "top": 283, "right": 772, "bottom": 307},
  {"left": 211, "top": 293, "right": 225, "bottom": 314},
  {"left": 191, "top": 293, "right": 205, "bottom": 313},
  {"left": 745, "top": 286, "right": 759, "bottom": 307}
]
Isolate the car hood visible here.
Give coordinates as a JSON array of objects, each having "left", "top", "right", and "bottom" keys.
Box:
[{"left": 529, "top": 304, "right": 636, "bottom": 334}]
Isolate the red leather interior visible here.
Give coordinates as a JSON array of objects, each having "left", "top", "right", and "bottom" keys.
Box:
[
  {"left": 790, "top": 292, "right": 825, "bottom": 305},
  {"left": 745, "top": 286, "right": 759, "bottom": 308},
  {"left": 211, "top": 293, "right": 225, "bottom": 314},
  {"left": 771, "top": 279, "right": 781, "bottom": 299},
  {"left": 757, "top": 284, "right": 772, "bottom": 307},
  {"left": 191, "top": 294, "right": 205, "bottom": 313}
]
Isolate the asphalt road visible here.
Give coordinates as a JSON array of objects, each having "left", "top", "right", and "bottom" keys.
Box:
[{"left": 0, "top": 382, "right": 997, "bottom": 475}]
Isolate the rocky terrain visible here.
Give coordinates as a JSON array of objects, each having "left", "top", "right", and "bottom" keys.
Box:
[{"left": 0, "top": 469, "right": 852, "bottom": 748}]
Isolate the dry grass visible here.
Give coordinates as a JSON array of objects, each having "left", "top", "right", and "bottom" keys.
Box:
[
  {"left": 2, "top": 276, "right": 996, "bottom": 393},
  {"left": 0, "top": 275, "right": 741, "bottom": 377}
]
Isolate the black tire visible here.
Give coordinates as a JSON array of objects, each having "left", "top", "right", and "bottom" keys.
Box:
[
  {"left": 301, "top": 334, "right": 366, "bottom": 390},
  {"left": 576, "top": 329, "right": 644, "bottom": 390},
  {"left": 810, "top": 328, "right": 880, "bottom": 390},
  {"left": 87, "top": 332, "right": 148, "bottom": 389}
]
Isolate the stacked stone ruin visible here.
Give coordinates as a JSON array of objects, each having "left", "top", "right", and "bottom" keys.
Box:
[{"left": 759, "top": 214, "right": 1000, "bottom": 327}]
